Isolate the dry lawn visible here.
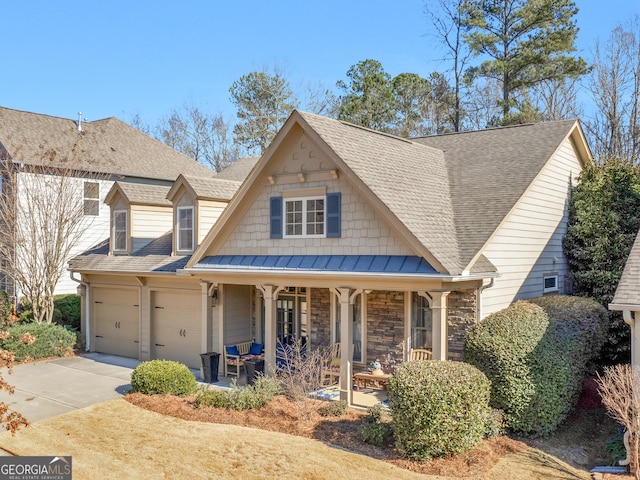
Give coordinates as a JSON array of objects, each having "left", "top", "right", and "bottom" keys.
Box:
[{"left": 0, "top": 394, "right": 597, "bottom": 480}]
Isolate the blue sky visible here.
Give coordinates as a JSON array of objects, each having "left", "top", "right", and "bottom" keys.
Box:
[{"left": 3, "top": 1, "right": 639, "bottom": 127}]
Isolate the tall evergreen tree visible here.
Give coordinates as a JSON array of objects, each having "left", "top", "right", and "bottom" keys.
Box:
[
  {"left": 464, "top": 0, "right": 588, "bottom": 122},
  {"left": 229, "top": 67, "right": 298, "bottom": 155}
]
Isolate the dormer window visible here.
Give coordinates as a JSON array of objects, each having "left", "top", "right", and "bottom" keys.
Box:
[
  {"left": 113, "top": 210, "right": 127, "bottom": 252},
  {"left": 177, "top": 206, "right": 194, "bottom": 251}
]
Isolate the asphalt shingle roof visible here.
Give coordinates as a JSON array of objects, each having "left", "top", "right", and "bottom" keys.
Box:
[
  {"left": 214, "top": 156, "right": 260, "bottom": 182},
  {"left": 612, "top": 231, "right": 640, "bottom": 306},
  {"left": 180, "top": 175, "right": 241, "bottom": 201},
  {"left": 0, "top": 106, "right": 215, "bottom": 181},
  {"left": 115, "top": 183, "right": 172, "bottom": 206}
]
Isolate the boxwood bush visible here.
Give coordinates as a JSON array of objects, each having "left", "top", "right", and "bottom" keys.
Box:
[
  {"left": 131, "top": 360, "right": 197, "bottom": 396},
  {"left": 465, "top": 297, "right": 608, "bottom": 436},
  {"left": 0, "top": 322, "right": 77, "bottom": 361},
  {"left": 388, "top": 360, "right": 490, "bottom": 460}
]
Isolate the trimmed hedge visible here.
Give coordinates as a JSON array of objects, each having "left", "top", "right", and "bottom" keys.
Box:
[
  {"left": 388, "top": 360, "right": 490, "bottom": 460},
  {"left": 52, "top": 295, "right": 81, "bottom": 330},
  {"left": 465, "top": 297, "right": 608, "bottom": 436},
  {"left": 0, "top": 322, "right": 77, "bottom": 361},
  {"left": 131, "top": 360, "right": 197, "bottom": 396}
]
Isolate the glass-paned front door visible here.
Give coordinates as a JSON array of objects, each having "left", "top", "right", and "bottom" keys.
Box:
[
  {"left": 412, "top": 292, "right": 433, "bottom": 349},
  {"left": 276, "top": 297, "right": 295, "bottom": 344}
]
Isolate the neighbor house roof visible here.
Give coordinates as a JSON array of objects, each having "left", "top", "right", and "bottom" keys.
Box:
[
  {"left": 611, "top": 231, "right": 640, "bottom": 309},
  {"left": 214, "top": 156, "right": 260, "bottom": 182},
  {"left": 0, "top": 106, "right": 215, "bottom": 181}
]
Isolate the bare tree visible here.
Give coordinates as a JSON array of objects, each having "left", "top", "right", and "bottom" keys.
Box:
[
  {"left": 531, "top": 77, "right": 583, "bottom": 121},
  {"left": 596, "top": 364, "right": 640, "bottom": 478},
  {"left": 461, "top": 77, "right": 502, "bottom": 129},
  {"left": 0, "top": 147, "right": 103, "bottom": 324},
  {"left": 156, "top": 104, "right": 237, "bottom": 172},
  {"left": 424, "top": 0, "right": 474, "bottom": 131},
  {"left": 585, "top": 17, "right": 640, "bottom": 163}
]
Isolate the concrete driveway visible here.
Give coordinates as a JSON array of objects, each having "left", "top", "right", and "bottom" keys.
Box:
[{"left": 0, "top": 353, "right": 141, "bottom": 424}]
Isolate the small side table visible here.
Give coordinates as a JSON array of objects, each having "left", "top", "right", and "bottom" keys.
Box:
[{"left": 354, "top": 372, "right": 391, "bottom": 391}]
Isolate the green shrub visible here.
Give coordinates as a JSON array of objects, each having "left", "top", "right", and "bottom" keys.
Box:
[
  {"left": 484, "top": 408, "right": 506, "bottom": 438},
  {"left": 318, "top": 400, "right": 348, "bottom": 417},
  {"left": 358, "top": 422, "right": 393, "bottom": 447},
  {"left": 195, "top": 375, "right": 280, "bottom": 411},
  {"left": 131, "top": 360, "right": 197, "bottom": 396},
  {"left": 0, "top": 322, "right": 77, "bottom": 361},
  {"left": 465, "top": 297, "right": 608, "bottom": 436},
  {"left": 364, "top": 403, "right": 390, "bottom": 424},
  {"left": 388, "top": 360, "right": 490, "bottom": 460},
  {"left": 195, "top": 388, "right": 229, "bottom": 408},
  {"left": 52, "top": 295, "right": 81, "bottom": 330}
]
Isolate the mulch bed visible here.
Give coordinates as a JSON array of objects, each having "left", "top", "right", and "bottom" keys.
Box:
[{"left": 125, "top": 392, "right": 527, "bottom": 477}]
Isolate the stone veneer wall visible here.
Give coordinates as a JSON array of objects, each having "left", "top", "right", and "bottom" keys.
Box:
[
  {"left": 366, "top": 291, "right": 405, "bottom": 365},
  {"left": 447, "top": 289, "right": 478, "bottom": 361},
  {"left": 310, "top": 288, "right": 331, "bottom": 347}
]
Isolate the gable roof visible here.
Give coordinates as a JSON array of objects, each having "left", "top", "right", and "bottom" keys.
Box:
[
  {"left": 0, "top": 106, "right": 214, "bottom": 181},
  {"left": 105, "top": 183, "right": 172, "bottom": 207},
  {"left": 190, "top": 111, "right": 589, "bottom": 276},
  {"left": 166, "top": 174, "right": 241, "bottom": 202},
  {"left": 611, "top": 230, "right": 640, "bottom": 309},
  {"left": 413, "top": 119, "right": 587, "bottom": 269}
]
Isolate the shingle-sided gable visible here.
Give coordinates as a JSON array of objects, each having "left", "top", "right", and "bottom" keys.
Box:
[{"left": 0, "top": 106, "right": 214, "bottom": 181}]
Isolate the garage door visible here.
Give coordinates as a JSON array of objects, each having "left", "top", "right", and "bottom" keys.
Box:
[
  {"left": 151, "top": 290, "right": 201, "bottom": 369},
  {"left": 93, "top": 287, "right": 140, "bottom": 358}
]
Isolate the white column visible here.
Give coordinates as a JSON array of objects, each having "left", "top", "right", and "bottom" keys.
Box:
[
  {"left": 258, "top": 285, "right": 283, "bottom": 374},
  {"left": 430, "top": 291, "right": 450, "bottom": 361},
  {"left": 333, "top": 287, "right": 354, "bottom": 405},
  {"left": 624, "top": 311, "right": 640, "bottom": 370}
]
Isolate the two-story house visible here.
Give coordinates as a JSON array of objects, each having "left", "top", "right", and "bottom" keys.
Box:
[
  {"left": 70, "top": 110, "right": 592, "bottom": 404},
  {"left": 0, "top": 106, "right": 214, "bottom": 298}
]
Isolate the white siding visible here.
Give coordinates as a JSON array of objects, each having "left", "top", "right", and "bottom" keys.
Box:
[
  {"left": 131, "top": 205, "right": 172, "bottom": 252},
  {"left": 14, "top": 173, "right": 113, "bottom": 296},
  {"left": 480, "top": 138, "right": 582, "bottom": 318},
  {"left": 198, "top": 200, "right": 227, "bottom": 245}
]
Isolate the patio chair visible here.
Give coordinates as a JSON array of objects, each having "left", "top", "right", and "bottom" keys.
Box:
[
  {"left": 321, "top": 343, "right": 342, "bottom": 386},
  {"left": 410, "top": 348, "right": 432, "bottom": 361}
]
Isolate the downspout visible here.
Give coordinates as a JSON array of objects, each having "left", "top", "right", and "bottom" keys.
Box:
[
  {"left": 70, "top": 271, "right": 90, "bottom": 352},
  {"left": 477, "top": 277, "right": 495, "bottom": 321}
]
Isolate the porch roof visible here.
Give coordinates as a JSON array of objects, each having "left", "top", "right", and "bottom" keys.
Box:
[{"left": 191, "top": 255, "right": 438, "bottom": 274}]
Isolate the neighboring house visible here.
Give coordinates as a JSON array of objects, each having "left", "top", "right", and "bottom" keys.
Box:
[
  {"left": 0, "top": 106, "right": 214, "bottom": 298},
  {"left": 609, "top": 233, "right": 640, "bottom": 368},
  {"left": 69, "top": 110, "right": 592, "bottom": 404}
]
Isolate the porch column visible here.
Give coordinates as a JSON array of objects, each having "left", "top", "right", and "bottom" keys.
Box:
[
  {"left": 200, "top": 281, "right": 213, "bottom": 354},
  {"left": 333, "top": 287, "right": 354, "bottom": 405},
  {"left": 257, "top": 285, "right": 283, "bottom": 374},
  {"left": 430, "top": 291, "right": 450, "bottom": 361}
]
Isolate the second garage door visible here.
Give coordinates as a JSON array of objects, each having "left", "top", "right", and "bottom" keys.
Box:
[
  {"left": 93, "top": 287, "right": 140, "bottom": 359},
  {"left": 151, "top": 290, "right": 201, "bottom": 369}
]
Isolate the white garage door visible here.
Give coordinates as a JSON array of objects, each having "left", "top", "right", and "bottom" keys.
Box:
[
  {"left": 93, "top": 287, "right": 140, "bottom": 359},
  {"left": 151, "top": 290, "right": 201, "bottom": 369}
]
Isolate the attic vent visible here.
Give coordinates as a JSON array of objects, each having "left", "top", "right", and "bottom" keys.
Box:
[{"left": 77, "top": 112, "right": 83, "bottom": 132}]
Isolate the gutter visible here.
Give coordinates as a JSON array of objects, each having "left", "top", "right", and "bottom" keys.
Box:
[
  {"left": 70, "top": 271, "right": 91, "bottom": 352},
  {"left": 477, "top": 277, "right": 496, "bottom": 321}
]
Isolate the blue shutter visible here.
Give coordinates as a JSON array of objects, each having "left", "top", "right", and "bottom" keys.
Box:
[
  {"left": 326, "top": 192, "right": 341, "bottom": 238},
  {"left": 270, "top": 196, "right": 283, "bottom": 239}
]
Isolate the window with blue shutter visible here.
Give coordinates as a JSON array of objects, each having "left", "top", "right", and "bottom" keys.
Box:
[
  {"left": 326, "top": 192, "right": 341, "bottom": 238},
  {"left": 270, "top": 196, "right": 283, "bottom": 239}
]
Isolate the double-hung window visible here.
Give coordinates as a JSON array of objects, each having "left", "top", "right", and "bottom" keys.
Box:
[
  {"left": 113, "top": 210, "right": 127, "bottom": 252},
  {"left": 177, "top": 206, "right": 194, "bottom": 251},
  {"left": 284, "top": 197, "right": 324, "bottom": 237},
  {"left": 84, "top": 182, "right": 99, "bottom": 216},
  {"left": 271, "top": 191, "right": 340, "bottom": 239}
]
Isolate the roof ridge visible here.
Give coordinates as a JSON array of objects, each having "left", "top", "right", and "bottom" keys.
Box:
[{"left": 412, "top": 118, "right": 577, "bottom": 140}]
